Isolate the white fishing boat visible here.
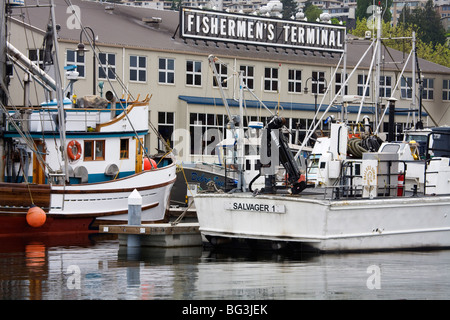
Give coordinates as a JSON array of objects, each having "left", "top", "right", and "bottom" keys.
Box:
[
  {"left": 194, "top": 7, "right": 450, "bottom": 252},
  {"left": 195, "top": 123, "right": 450, "bottom": 252},
  {"left": 0, "top": 1, "right": 176, "bottom": 236}
]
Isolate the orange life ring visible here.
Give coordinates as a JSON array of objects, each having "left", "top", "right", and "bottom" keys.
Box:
[{"left": 67, "top": 140, "right": 82, "bottom": 161}]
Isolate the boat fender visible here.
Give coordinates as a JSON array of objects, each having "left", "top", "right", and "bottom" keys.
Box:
[
  {"left": 26, "top": 205, "right": 46, "bottom": 228},
  {"left": 67, "top": 140, "right": 82, "bottom": 161},
  {"left": 144, "top": 158, "right": 157, "bottom": 170}
]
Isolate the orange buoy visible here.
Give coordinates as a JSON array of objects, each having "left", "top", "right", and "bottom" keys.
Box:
[
  {"left": 144, "top": 158, "right": 157, "bottom": 170},
  {"left": 26, "top": 205, "right": 46, "bottom": 228}
]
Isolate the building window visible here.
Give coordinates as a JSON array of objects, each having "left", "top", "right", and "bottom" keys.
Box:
[
  {"left": 84, "top": 140, "right": 105, "bottom": 161},
  {"left": 190, "top": 113, "right": 227, "bottom": 155},
  {"left": 120, "top": 138, "right": 129, "bottom": 159},
  {"left": 264, "top": 67, "right": 279, "bottom": 92},
  {"left": 28, "top": 49, "right": 44, "bottom": 70},
  {"left": 335, "top": 73, "right": 348, "bottom": 95},
  {"left": 240, "top": 65, "right": 254, "bottom": 90},
  {"left": 159, "top": 58, "right": 175, "bottom": 84},
  {"left": 130, "top": 55, "right": 146, "bottom": 82},
  {"left": 66, "top": 49, "right": 85, "bottom": 78},
  {"left": 158, "top": 112, "right": 174, "bottom": 150},
  {"left": 285, "top": 118, "right": 311, "bottom": 145},
  {"left": 422, "top": 78, "right": 434, "bottom": 100},
  {"left": 379, "top": 75, "right": 392, "bottom": 98},
  {"left": 443, "top": 79, "right": 450, "bottom": 101},
  {"left": 186, "top": 60, "right": 202, "bottom": 86},
  {"left": 288, "top": 69, "right": 302, "bottom": 93},
  {"left": 312, "top": 71, "right": 326, "bottom": 94},
  {"left": 357, "top": 74, "right": 370, "bottom": 96},
  {"left": 98, "top": 53, "right": 116, "bottom": 80},
  {"left": 213, "top": 63, "right": 228, "bottom": 88},
  {"left": 401, "top": 77, "right": 413, "bottom": 99}
]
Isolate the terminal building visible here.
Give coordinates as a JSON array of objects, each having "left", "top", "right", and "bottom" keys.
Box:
[{"left": 6, "top": 0, "right": 450, "bottom": 163}]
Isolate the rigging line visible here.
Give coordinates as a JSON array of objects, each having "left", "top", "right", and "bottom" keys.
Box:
[
  {"left": 0, "top": 74, "right": 37, "bottom": 146},
  {"left": 0, "top": 100, "right": 49, "bottom": 173},
  {"left": 295, "top": 40, "right": 376, "bottom": 159},
  {"left": 305, "top": 50, "right": 344, "bottom": 135},
  {"left": 62, "top": 0, "right": 131, "bottom": 98},
  {"left": 63, "top": 0, "right": 161, "bottom": 162},
  {"left": 7, "top": 58, "right": 60, "bottom": 171},
  {"left": 16, "top": 4, "right": 42, "bottom": 105},
  {"left": 374, "top": 47, "right": 413, "bottom": 134},
  {"left": 383, "top": 41, "right": 437, "bottom": 126}
]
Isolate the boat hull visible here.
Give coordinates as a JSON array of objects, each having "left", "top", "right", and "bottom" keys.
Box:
[
  {"left": 194, "top": 193, "right": 450, "bottom": 252},
  {"left": 0, "top": 163, "right": 176, "bottom": 236}
]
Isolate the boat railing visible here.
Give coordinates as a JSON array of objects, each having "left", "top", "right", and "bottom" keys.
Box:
[{"left": 329, "top": 159, "right": 424, "bottom": 200}]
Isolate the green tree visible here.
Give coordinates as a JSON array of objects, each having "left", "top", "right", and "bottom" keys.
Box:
[
  {"left": 304, "top": 4, "right": 322, "bottom": 22},
  {"left": 356, "top": 0, "right": 393, "bottom": 23},
  {"left": 350, "top": 18, "right": 450, "bottom": 68},
  {"left": 281, "top": 0, "right": 298, "bottom": 20},
  {"left": 398, "top": 0, "right": 446, "bottom": 48},
  {"left": 170, "top": 0, "right": 181, "bottom": 10}
]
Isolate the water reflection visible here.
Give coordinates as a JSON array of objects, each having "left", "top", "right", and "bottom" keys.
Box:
[{"left": 0, "top": 233, "right": 450, "bottom": 300}]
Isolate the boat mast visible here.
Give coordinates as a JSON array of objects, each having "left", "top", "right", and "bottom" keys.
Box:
[
  {"left": 238, "top": 70, "right": 246, "bottom": 191},
  {"left": 208, "top": 55, "right": 246, "bottom": 191},
  {"left": 341, "top": 33, "right": 348, "bottom": 123},
  {"left": 50, "top": 0, "right": 69, "bottom": 183},
  {"left": 411, "top": 31, "right": 416, "bottom": 126},
  {"left": 0, "top": 0, "right": 7, "bottom": 182},
  {"left": 374, "top": 4, "right": 382, "bottom": 131}
]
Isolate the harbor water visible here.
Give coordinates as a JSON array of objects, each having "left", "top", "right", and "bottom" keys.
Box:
[{"left": 1, "top": 233, "right": 449, "bottom": 301}]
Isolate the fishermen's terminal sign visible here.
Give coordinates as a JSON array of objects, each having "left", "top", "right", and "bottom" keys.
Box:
[{"left": 180, "top": 7, "right": 346, "bottom": 53}]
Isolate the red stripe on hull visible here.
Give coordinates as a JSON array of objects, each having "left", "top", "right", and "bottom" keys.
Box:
[{"left": 0, "top": 215, "right": 97, "bottom": 237}]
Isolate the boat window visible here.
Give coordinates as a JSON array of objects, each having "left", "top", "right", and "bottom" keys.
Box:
[
  {"left": 406, "top": 134, "right": 428, "bottom": 143},
  {"left": 380, "top": 144, "right": 400, "bottom": 153},
  {"left": 120, "top": 139, "right": 129, "bottom": 159},
  {"left": 84, "top": 140, "right": 105, "bottom": 161},
  {"left": 95, "top": 141, "right": 105, "bottom": 160}
]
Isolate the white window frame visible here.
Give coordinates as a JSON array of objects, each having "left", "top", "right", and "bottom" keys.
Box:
[
  {"left": 158, "top": 112, "right": 174, "bottom": 150},
  {"left": 335, "top": 72, "right": 348, "bottom": 95},
  {"left": 422, "top": 78, "right": 434, "bottom": 100},
  {"left": 312, "top": 71, "right": 326, "bottom": 94},
  {"left": 401, "top": 77, "right": 413, "bottom": 99},
  {"left": 66, "top": 49, "right": 85, "bottom": 78},
  {"left": 129, "top": 55, "right": 147, "bottom": 83},
  {"left": 212, "top": 63, "right": 228, "bottom": 88},
  {"left": 158, "top": 57, "right": 175, "bottom": 85},
  {"left": 357, "top": 74, "right": 370, "bottom": 97},
  {"left": 443, "top": 79, "right": 450, "bottom": 101},
  {"left": 28, "top": 49, "right": 44, "bottom": 70},
  {"left": 98, "top": 52, "right": 116, "bottom": 80},
  {"left": 240, "top": 65, "right": 254, "bottom": 90},
  {"left": 264, "top": 67, "right": 279, "bottom": 92},
  {"left": 288, "top": 69, "right": 302, "bottom": 94},
  {"left": 189, "top": 113, "right": 227, "bottom": 155},
  {"left": 186, "top": 60, "right": 202, "bottom": 87},
  {"left": 379, "top": 75, "right": 392, "bottom": 98}
]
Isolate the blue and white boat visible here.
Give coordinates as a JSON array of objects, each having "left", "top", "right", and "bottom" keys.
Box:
[{"left": 0, "top": 3, "right": 176, "bottom": 236}]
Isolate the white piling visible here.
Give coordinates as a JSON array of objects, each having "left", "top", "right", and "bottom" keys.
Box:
[{"left": 127, "top": 189, "right": 142, "bottom": 248}]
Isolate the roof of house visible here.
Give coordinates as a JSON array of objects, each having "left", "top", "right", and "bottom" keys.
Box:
[{"left": 10, "top": 0, "right": 450, "bottom": 75}]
